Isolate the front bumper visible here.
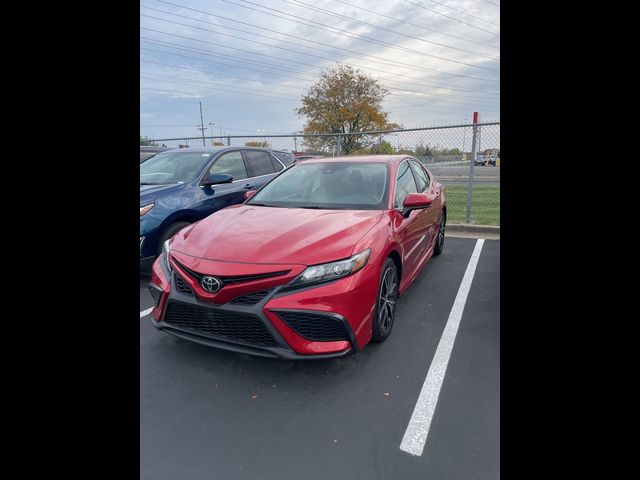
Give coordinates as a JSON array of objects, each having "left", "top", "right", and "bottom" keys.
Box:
[{"left": 148, "top": 255, "right": 375, "bottom": 359}]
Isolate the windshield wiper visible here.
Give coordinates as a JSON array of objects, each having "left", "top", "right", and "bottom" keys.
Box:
[
  {"left": 297, "top": 205, "right": 321, "bottom": 209},
  {"left": 248, "top": 202, "right": 275, "bottom": 207},
  {"left": 140, "top": 182, "right": 155, "bottom": 185}
]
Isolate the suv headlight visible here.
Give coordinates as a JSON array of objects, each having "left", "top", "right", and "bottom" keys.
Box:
[
  {"left": 282, "top": 249, "right": 370, "bottom": 291},
  {"left": 140, "top": 203, "right": 154, "bottom": 216}
]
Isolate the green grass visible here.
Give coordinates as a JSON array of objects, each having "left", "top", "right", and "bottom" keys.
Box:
[{"left": 443, "top": 185, "right": 500, "bottom": 225}]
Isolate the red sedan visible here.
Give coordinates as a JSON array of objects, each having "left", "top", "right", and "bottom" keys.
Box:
[{"left": 148, "top": 155, "right": 446, "bottom": 359}]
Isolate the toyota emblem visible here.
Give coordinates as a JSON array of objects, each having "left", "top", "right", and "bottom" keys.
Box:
[{"left": 201, "top": 276, "right": 222, "bottom": 293}]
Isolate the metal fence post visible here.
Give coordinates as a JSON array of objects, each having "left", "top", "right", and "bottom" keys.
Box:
[
  {"left": 336, "top": 134, "right": 341, "bottom": 156},
  {"left": 227, "top": 135, "right": 230, "bottom": 146},
  {"left": 465, "top": 112, "right": 479, "bottom": 224}
]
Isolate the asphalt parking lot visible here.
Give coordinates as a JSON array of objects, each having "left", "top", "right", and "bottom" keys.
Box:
[{"left": 140, "top": 237, "right": 500, "bottom": 480}]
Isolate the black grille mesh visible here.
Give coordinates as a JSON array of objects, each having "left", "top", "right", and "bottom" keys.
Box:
[
  {"left": 174, "top": 275, "right": 194, "bottom": 296},
  {"left": 165, "top": 302, "right": 277, "bottom": 346},
  {"left": 230, "top": 289, "right": 273, "bottom": 305},
  {"left": 276, "top": 311, "right": 349, "bottom": 342},
  {"left": 148, "top": 285, "right": 163, "bottom": 307}
]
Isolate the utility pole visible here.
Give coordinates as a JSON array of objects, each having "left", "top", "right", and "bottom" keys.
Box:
[
  {"left": 198, "top": 101, "right": 206, "bottom": 146},
  {"left": 208, "top": 122, "right": 215, "bottom": 145},
  {"left": 465, "top": 112, "right": 479, "bottom": 224}
]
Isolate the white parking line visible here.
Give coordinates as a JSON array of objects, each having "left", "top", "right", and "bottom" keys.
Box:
[
  {"left": 399, "top": 239, "right": 485, "bottom": 456},
  {"left": 140, "top": 307, "right": 153, "bottom": 318}
]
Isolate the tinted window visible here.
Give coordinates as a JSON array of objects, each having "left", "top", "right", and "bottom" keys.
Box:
[
  {"left": 394, "top": 161, "right": 418, "bottom": 208},
  {"left": 249, "top": 162, "right": 388, "bottom": 210},
  {"left": 210, "top": 151, "right": 248, "bottom": 181},
  {"left": 271, "top": 156, "right": 284, "bottom": 172},
  {"left": 140, "top": 151, "right": 212, "bottom": 184},
  {"left": 272, "top": 151, "right": 295, "bottom": 166},
  {"left": 409, "top": 160, "right": 429, "bottom": 191},
  {"left": 244, "top": 150, "right": 277, "bottom": 177}
]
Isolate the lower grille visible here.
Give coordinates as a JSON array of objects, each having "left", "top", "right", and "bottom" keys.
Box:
[
  {"left": 174, "top": 274, "right": 194, "bottom": 296},
  {"left": 165, "top": 301, "right": 277, "bottom": 347},
  {"left": 230, "top": 289, "right": 273, "bottom": 305},
  {"left": 148, "top": 285, "right": 163, "bottom": 307},
  {"left": 276, "top": 311, "right": 349, "bottom": 342}
]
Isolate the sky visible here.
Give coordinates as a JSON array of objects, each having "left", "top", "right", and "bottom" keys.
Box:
[{"left": 139, "top": 0, "right": 500, "bottom": 141}]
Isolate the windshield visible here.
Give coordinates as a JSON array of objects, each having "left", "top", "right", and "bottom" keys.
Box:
[
  {"left": 248, "top": 162, "right": 388, "bottom": 210},
  {"left": 140, "top": 152, "right": 212, "bottom": 184}
]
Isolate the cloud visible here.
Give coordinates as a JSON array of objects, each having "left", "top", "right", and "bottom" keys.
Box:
[{"left": 140, "top": 0, "right": 499, "bottom": 139}]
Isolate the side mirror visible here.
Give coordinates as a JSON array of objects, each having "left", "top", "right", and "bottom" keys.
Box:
[
  {"left": 202, "top": 173, "right": 233, "bottom": 186},
  {"left": 244, "top": 190, "right": 257, "bottom": 200},
  {"left": 402, "top": 192, "right": 433, "bottom": 218}
]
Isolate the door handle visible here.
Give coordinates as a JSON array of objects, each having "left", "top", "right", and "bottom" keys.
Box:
[{"left": 244, "top": 183, "right": 255, "bottom": 189}]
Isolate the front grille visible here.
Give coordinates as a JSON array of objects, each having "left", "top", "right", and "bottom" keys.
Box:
[
  {"left": 148, "top": 285, "right": 163, "bottom": 307},
  {"left": 173, "top": 258, "right": 289, "bottom": 288},
  {"left": 230, "top": 289, "right": 273, "bottom": 305},
  {"left": 174, "top": 275, "right": 194, "bottom": 296},
  {"left": 165, "top": 301, "right": 277, "bottom": 347},
  {"left": 276, "top": 311, "right": 349, "bottom": 342}
]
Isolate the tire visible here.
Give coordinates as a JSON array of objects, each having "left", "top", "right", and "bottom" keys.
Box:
[
  {"left": 156, "top": 221, "right": 191, "bottom": 256},
  {"left": 372, "top": 258, "right": 399, "bottom": 343},
  {"left": 434, "top": 210, "right": 446, "bottom": 256}
]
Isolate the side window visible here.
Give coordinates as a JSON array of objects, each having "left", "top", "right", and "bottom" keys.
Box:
[
  {"left": 271, "top": 155, "right": 284, "bottom": 172},
  {"left": 394, "top": 161, "right": 418, "bottom": 208},
  {"left": 244, "top": 150, "right": 277, "bottom": 177},
  {"left": 410, "top": 160, "right": 429, "bottom": 191},
  {"left": 209, "top": 151, "right": 248, "bottom": 181}
]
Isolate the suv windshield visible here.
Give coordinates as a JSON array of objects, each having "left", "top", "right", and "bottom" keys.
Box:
[
  {"left": 248, "top": 162, "right": 388, "bottom": 210},
  {"left": 140, "top": 152, "right": 212, "bottom": 185}
]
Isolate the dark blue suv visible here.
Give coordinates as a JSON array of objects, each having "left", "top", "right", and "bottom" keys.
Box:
[{"left": 140, "top": 146, "right": 295, "bottom": 271}]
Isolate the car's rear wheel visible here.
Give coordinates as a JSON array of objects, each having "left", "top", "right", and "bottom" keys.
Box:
[
  {"left": 156, "top": 221, "right": 191, "bottom": 256},
  {"left": 372, "top": 258, "right": 399, "bottom": 343},
  {"left": 434, "top": 210, "right": 446, "bottom": 256}
]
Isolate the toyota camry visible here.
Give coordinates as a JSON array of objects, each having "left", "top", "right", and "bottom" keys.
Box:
[{"left": 147, "top": 155, "right": 446, "bottom": 359}]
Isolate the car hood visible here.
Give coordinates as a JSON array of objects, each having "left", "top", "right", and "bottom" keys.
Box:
[
  {"left": 171, "top": 204, "right": 383, "bottom": 265},
  {"left": 140, "top": 183, "right": 184, "bottom": 206}
]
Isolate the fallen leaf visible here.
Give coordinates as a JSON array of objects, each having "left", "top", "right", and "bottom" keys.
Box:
[
  {"left": 251, "top": 394, "right": 258, "bottom": 399},
  {"left": 384, "top": 392, "right": 390, "bottom": 396}
]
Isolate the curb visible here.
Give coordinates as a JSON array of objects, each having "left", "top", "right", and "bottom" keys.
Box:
[{"left": 446, "top": 223, "right": 500, "bottom": 239}]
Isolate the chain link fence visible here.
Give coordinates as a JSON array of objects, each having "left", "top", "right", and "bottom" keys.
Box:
[{"left": 146, "top": 122, "right": 500, "bottom": 225}]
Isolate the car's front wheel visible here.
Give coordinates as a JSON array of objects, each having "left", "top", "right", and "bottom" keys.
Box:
[
  {"left": 434, "top": 210, "right": 446, "bottom": 256},
  {"left": 156, "top": 221, "right": 191, "bottom": 256},
  {"left": 372, "top": 258, "right": 399, "bottom": 343}
]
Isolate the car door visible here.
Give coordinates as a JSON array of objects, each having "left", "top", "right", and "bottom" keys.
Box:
[
  {"left": 241, "top": 149, "right": 285, "bottom": 190},
  {"left": 197, "top": 150, "right": 251, "bottom": 215},
  {"left": 393, "top": 160, "right": 426, "bottom": 275},
  {"left": 410, "top": 160, "right": 441, "bottom": 255}
]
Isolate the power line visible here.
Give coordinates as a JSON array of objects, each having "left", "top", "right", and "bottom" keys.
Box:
[
  {"left": 217, "top": 0, "right": 498, "bottom": 72},
  {"left": 423, "top": 0, "right": 500, "bottom": 27},
  {"left": 329, "top": 0, "right": 499, "bottom": 50},
  {"left": 140, "top": 26, "right": 495, "bottom": 84},
  {"left": 140, "top": 37, "right": 499, "bottom": 96},
  {"left": 140, "top": 59, "right": 499, "bottom": 107},
  {"left": 279, "top": 0, "right": 499, "bottom": 60},
  {"left": 401, "top": 0, "right": 500, "bottom": 36},
  {"left": 141, "top": 68, "right": 498, "bottom": 109},
  {"left": 141, "top": 11, "right": 497, "bottom": 81},
  {"left": 152, "top": 1, "right": 498, "bottom": 55},
  {"left": 140, "top": 41, "right": 499, "bottom": 99},
  {"left": 140, "top": 72, "right": 302, "bottom": 99}
]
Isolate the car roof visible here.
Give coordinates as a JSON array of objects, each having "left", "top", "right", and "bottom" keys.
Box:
[
  {"left": 301, "top": 154, "right": 412, "bottom": 165},
  {"left": 159, "top": 146, "right": 291, "bottom": 154},
  {"left": 140, "top": 146, "right": 170, "bottom": 152}
]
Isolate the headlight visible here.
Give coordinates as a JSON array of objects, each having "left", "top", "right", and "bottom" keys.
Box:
[
  {"left": 140, "top": 204, "right": 154, "bottom": 216},
  {"left": 161, "top": 239, "right": 172, "bottom": 271},
  {"left": 283, "top": 248, "right": 371, "bottom": 291}
]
